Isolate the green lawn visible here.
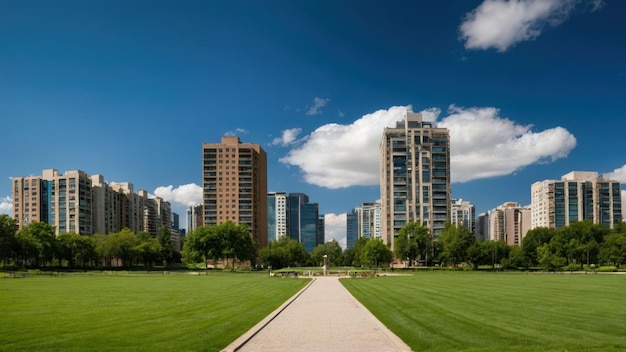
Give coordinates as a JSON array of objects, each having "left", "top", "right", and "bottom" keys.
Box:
[
  {"left": 341, "top": 272, "right": 626, "bottom": 352},
  {"left": 0, "top": 272, "right": 308, "bottom": 351}
]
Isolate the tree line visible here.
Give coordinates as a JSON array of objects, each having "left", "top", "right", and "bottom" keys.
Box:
[
  {"left": 3, "top": 212, "right": 625, "bottom": 272},
  {"left": 0, "top": 214, "right": 176, "bottom": 269},
  {"left": 395, "top": 220, "right": 626, "bottom": 270}
]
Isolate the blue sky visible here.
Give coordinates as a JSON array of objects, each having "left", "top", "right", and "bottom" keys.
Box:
[{"left": 1, "top": 0, "right": 625, "bottom": 246}]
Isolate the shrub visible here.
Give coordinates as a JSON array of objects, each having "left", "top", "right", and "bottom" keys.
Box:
[{"left": 597, "top": 265, "right": 617, "bottom": 272}]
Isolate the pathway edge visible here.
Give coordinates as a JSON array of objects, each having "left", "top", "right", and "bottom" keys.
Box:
[{"left": 220, "top": 278, "right": 316, "bottom": 352}]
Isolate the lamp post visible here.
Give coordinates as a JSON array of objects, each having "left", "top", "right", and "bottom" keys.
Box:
[{"left": 323, "top": 254, "right": 328, "bottom": 276}]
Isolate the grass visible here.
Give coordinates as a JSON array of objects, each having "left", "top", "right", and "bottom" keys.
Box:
[
  {"left": 341, "top": 272, "right": 626, "bottom": 352},
  {"left": 0, "top": 272, "right": 308, "bottom": 351}
]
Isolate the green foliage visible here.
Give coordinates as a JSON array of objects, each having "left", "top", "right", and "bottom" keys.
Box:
[
  {"left": 157, "top": 226, "right": 174, "bottom": 267},
  {"left": 522, "top": 227, "right": 556, "bottom": 267},
  {"left": 311, "top": 240, "right": 342, "bottom": 266},
  {"left": 395, "top": 221, "right": 432, "bottom": 266},
  {"left": 258, "top": 236, "right": 309, "bottom": 269},
  {"left": 599, "top": 232, "right": 626, "bottom": 268},
  {"left": 0, "top": 214, "right": 17, "bottom": 264},
  {"left": 436, "top": 223, "right": 475, "bottom": 266},
  {"left": 360, "top": 238, "right": 392, "bottom": 268},
  {"left": 183, "top": 221, "right": 256, "bottom": 270},
  {"left": 16, "top": 222, "right": 56, "bottom": 267},
  {"left": 597, "top": 265, "right": 618, "bottom": 272},
  {"left": 342, "top": 273, "right": 626, "bottom": 351},
  {"left": 57, "top": 232, "right": 97, "bottom": 268}
]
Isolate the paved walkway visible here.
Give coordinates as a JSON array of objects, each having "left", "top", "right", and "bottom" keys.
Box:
[{"left": 221, "top": 276, "right": 412, "bottom": 352}]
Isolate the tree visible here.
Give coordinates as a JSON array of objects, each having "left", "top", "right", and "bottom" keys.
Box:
[
  {"left": 157, "top": 226, "right": 174, "bottom": 267},
  {"left": 16, "top": 222, "right": 56, "bottom": 267},
  {"left": 522, "top": 227, "right": 556, "bottom": 267},
  {"left": 599, "top": 232, "right": 626, "bottom": 268},
  {"left": 360, "top": 239, "right": 392, "bottom": 269},
  {"left": 537, "top": 243, "right": 566, "bottom": 271},
  {"left": 437, "top": 223, "right": 475, "bottom": 267},
  {"left": 57, "top": 233, "right": 96, "bottom": 268},
  {"left": 0, "top": 214, "right": 17, "bottom": 265},
  {"left": 93, "top": 233, "right": 114, "bottom": 267},
  {"left": 216, "top": 221, "right": 255, "bottom": 269},
  {"left": 135, "top": 231, "right": 161, "bottom": 268},
  {"left": 258, "top": 236, "right": 309, "bottom": 269},
  {"left": 466, "top": 240, "right": 491, "bottom": 269},
  {"left": 183, "top": 226, "right": 221, "bottom": 271},
  {"left": 111, "top": 228, "right": 139, "bottom": 268},
  {"left": 311, "top": 240, "right": 342, "bottom": 267},
  {"left": 395, "top": 222, "right": 431, "bottom": 266}
]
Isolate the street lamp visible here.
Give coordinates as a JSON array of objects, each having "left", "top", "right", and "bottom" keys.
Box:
[{"left": 323, "top": 255, "right": 328, "bottom": 276}]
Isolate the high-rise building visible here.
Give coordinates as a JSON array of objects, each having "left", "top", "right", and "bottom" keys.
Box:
[
  {"left": 380, "top": 112, "right": 451, "bottom": 249},
  {"left": 172, "top": 212, "right": 180, "bottom": 231},
  {"left": 11, "top": 169, "right": 171, "bottom": 237},
  {"left": 476, "top": 213, "right": 489, "bottom": 241},
  {"left": 531, "top": 171, "right": 622, "bottom": 229},
  {"left": 267, "top": 192, "right": 323, "bottom": 251},
  {"left": 346, "top": 209, "right": 358, "bottom": 249},
  {"left": 267, "top": 192, "right": 287, "bottom": 242},
  {"left": 482, "top": 202, "right": 531, "bottom": 245},
  {"left": 202, "top": 136, "right": 268, "bottom": 248},
  {"left": 289, "top": 193, "right": 321, "bottom": 251},
  {"left": 345, "top": 201, "right": 382, "bottom": 249},
  {"left": 451, "top": 199, "right": 476, "bottom": 235},
  {"left": 317, "top": 215, "right": 325, "bottom": 246},
  {"left": 186, "top": 204, "right": 203, "bottom": 233}
]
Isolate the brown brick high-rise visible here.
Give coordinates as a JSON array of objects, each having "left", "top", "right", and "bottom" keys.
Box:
[{"left": 202, "top": 136, "right": 268, "bottom": 248}]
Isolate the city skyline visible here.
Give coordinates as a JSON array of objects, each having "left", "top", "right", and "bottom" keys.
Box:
[{"left": 2, "top": 1, "right": 625, "bottom": 247}]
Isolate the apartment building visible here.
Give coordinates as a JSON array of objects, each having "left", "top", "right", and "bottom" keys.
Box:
[
  {"left": 481, "top": 202, "right": 531, "bottom": 245},
  {"left": 186, "top": 204, "right": 203, "bottom": 233},
  {"left": 380, "top": 112, "right": 451, "bottom": 249},
  {"left": 202, "top": 136, "right": 268, "bottom": 248},
  {"left": 531, "top": 171, "right": 622, "bottom": 229},
  {"left": 12, "top": 169, "right": 171, "bottom": 237},
  {"left": 451, "top": 198, "right": 476, "bottom": 235},
  {"left": 267, "top": 192, "right": 288, "bottom": 242}
]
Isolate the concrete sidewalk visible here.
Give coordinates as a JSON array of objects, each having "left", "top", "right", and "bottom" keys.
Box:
[{"left": 221, "top": 276, "right": 412, "bottom": 352}]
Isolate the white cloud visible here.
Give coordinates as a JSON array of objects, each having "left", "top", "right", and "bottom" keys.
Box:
[
  {"left": 280, "top": 105, "right": 409, "bottom": 188},
  {"left": 460, "top": 0, "right": 581, "bottom": 52},
  {"left": 272, "top": 128, "right": 302, "bottom": 147},
  {"left": 153, "top": 183, "right": 202, "bottom": 207},
  {"left": 440, "top": 105, "right": 576, "bottom": 182},
  {"left": 306, "top": 97, "right": 330, "bottom": 116},
  {"left": 280, "top": 105, "right": 576, "bottom": 188},
  {"left": 603, "top": 164, "right": 626, "bottom": 183},
  {"left": 0, "top": 196, "right": 12, "bottom": 216},
  {"left": 225, "top": 128, "right": 249, "bottom": 136},
  {"left": 324, "top": 213, "right": 347, "bottom": 249}
]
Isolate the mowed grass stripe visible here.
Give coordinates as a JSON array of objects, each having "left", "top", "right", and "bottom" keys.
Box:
[
  {"left": 0, "top": 273, "right": 308, "bottom": 351},
  {"left": 341, "top": 272, "right": 626, "bottom": 352}
]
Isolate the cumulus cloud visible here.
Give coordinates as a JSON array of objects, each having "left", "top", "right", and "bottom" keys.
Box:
[
  {"left": 272, "top": 128, "right": 302, "bottom": 147},
  {"left": 153, "top": 183, "right": 202, "bottom": 206},
  {"left": 0, "top": 196, "right": 11, "bottom": 215},
  {"left": 603, "top": 164, "right": 626, "bottom": 183},
  {"left": 306, "top": 97, "right": 330, "bottom": 116},
  {"left": 440, "top": 105, "right": 576, "bottom": 182},
  {"left": 325, "top": 213, "right": 347, "bottom": 249},
  {"left": 459, "top": 0, "right": 593, "bottom": 52},
  {"left": 280, "top": 106, "right": 409, "bottom": 188},
  {"left": 280, "top": 105, "right": 576, "bottom": 188}
]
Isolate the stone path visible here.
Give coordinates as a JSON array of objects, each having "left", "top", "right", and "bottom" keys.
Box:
[{"left": 221, "top": 276, "right": 412, "bottom": 352}]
